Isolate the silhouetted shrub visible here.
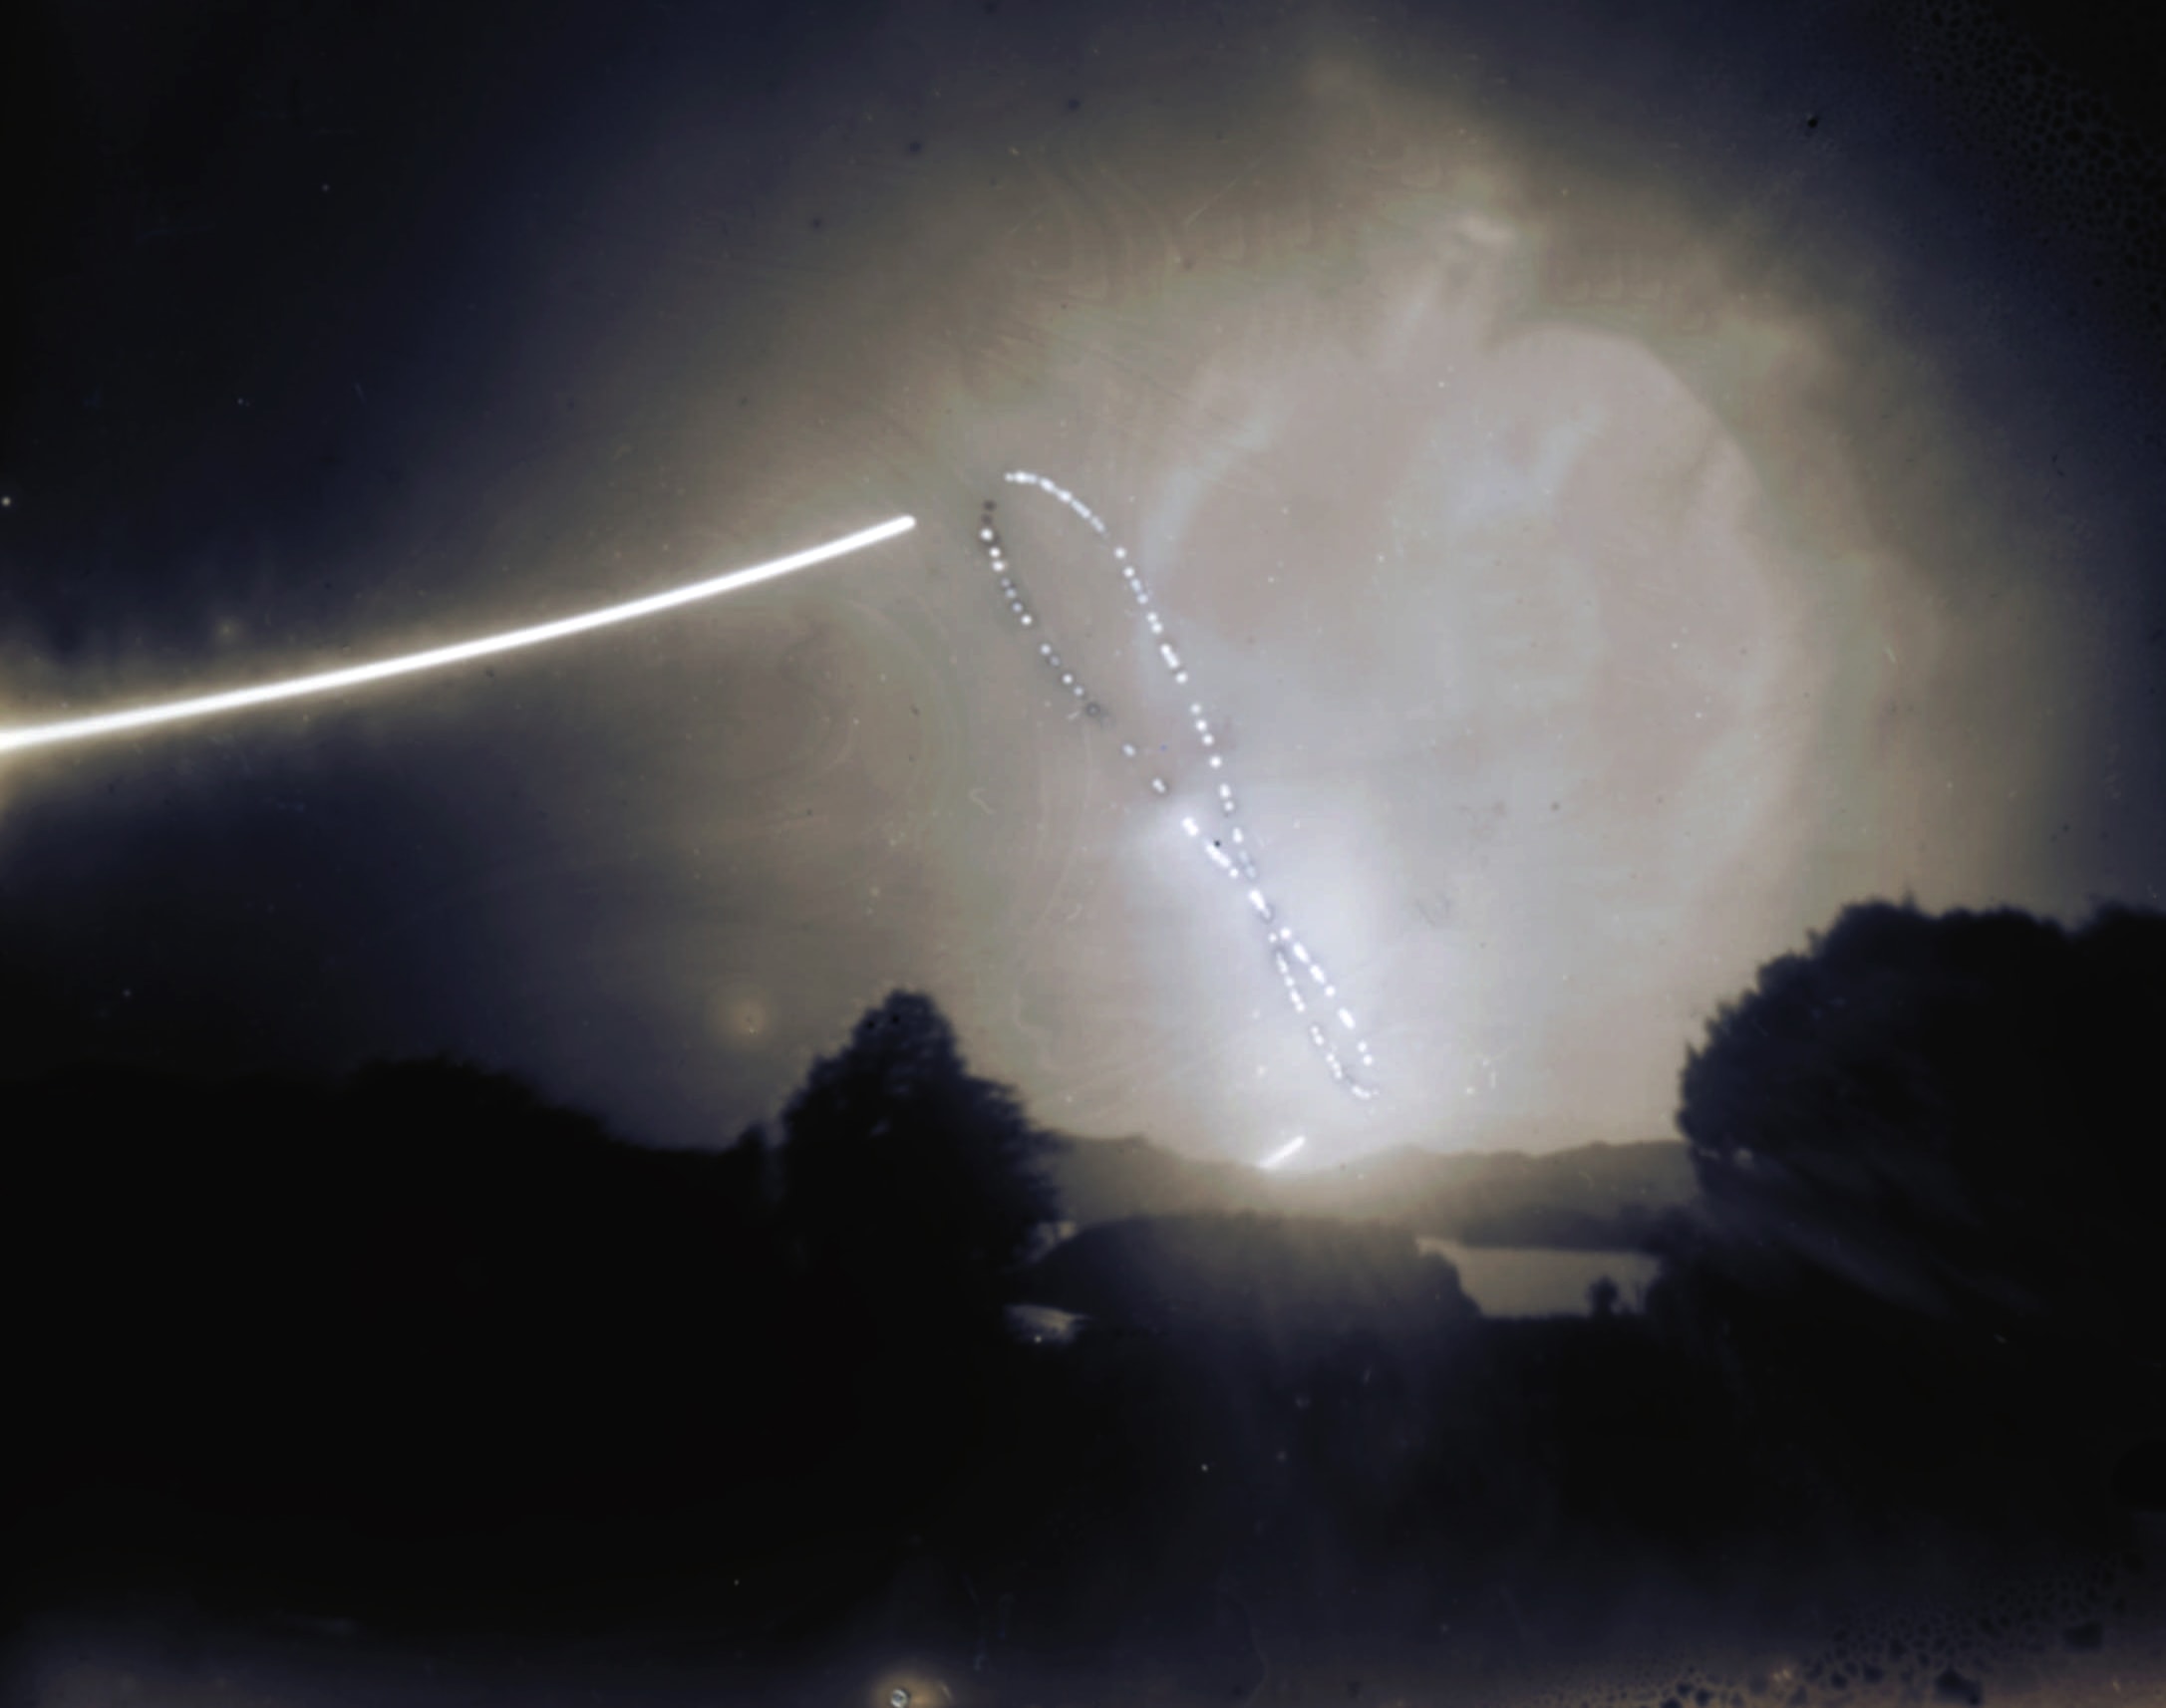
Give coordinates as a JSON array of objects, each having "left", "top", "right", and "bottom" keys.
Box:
[{"left": 1026, "top": 1211, "right": 1476, "bottom": 1348}]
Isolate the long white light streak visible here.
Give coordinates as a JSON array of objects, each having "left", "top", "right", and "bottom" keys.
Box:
[{"left": 0, "top": 514, "right": 917, "bottom": 756}]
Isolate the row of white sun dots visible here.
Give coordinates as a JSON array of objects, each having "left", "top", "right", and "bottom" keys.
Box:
[{"left": 982, "top": 469, "right": 1378, "bottom": 1099}]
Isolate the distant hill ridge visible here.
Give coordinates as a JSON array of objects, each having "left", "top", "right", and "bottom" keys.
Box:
[{"left": 1041, "top": 1134, "right": 1697, "bottom": 1251}]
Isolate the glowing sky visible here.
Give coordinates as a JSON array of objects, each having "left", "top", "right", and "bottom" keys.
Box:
[{"left": 2, "top": 0, "right": 2162, "bottom": 1167}]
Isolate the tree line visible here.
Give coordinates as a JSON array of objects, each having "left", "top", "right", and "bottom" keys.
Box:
[{"left": 5, "top": 905, "right": 2163, "bottom": 1656}]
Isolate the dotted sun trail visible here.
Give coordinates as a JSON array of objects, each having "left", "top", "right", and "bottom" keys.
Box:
[
  {"left": 983, "top": 470, "right": 1378, "bottom": 1102},
  {"left": 0, "top": 515, "right": 916, "bottom": 757}
]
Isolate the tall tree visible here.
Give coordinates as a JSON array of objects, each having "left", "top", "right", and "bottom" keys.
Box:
[
  {"left": 774, "top": 986, "right": 1061, "bottom": 1467},
  {"left": 1674, "top": 901, "right": 2166, "bottom": 1343},
  {"left": 1654, "top": 900, "right": 2166, "bottom": 1538}
]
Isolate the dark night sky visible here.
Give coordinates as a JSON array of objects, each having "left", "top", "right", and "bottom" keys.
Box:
[{"left": 3, "top": 0, "right": 2163, "bottom": 1168}]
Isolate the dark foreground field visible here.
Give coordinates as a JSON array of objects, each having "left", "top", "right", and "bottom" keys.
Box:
[{"left": 12, "top": 909, "right": 2166, "bottom": 1706}]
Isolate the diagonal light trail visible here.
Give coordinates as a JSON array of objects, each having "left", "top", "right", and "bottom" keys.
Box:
[{"left": 0, "top": 514, "right": 917, "bottom": 756}]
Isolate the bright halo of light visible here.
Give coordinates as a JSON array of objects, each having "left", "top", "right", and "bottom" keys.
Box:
[
  {"left": 1256, "top": 1136, "right": 1307, "bottom": 1172},
  {"left": 0, "top": 514, "right": 917, "bottom": 756},
  {"left": 987, "top": 470, "right": 1380, "bottom": 1102}
]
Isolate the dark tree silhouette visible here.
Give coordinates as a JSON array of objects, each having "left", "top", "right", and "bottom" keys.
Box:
[
  {"left": 778, "top": 991, "right": 1059, "bottom": 1329},
  {"left": 1653, "top": 900, "right": 2166, "bottom": 1544},
  {"left": 1674, "top": 901, "right": 2166, "bottom": 1342},
  {"left": 771, "top": 992, "right": 1062, "bottom": 1534}
]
